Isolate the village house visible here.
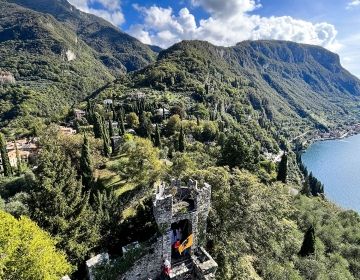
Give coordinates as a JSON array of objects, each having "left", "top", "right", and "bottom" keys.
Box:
[
  {"left": 6, "top": 139, "right": 37, "bottom": 153},
  {"left": 59, "top": 126, "right": 77, "bottom": 136},
  {"left": 8, "top": 149, "right": 30, "bottom": 168},
  {"left": 0, "top": 70, "right": 15, "bottom": 84},
  {"left": 3, "top": 138, "right": 39, "bottom": 170},
  {"left": 74, "top": 109, "right": 86, "bottom": 120},
  {"left": 103, "top": 99, "right": 113, "bottom": 106}
]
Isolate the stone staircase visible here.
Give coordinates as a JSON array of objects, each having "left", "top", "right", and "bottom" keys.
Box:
[{"left": 170, "top": 258, "right": 193, "bottom": 279}]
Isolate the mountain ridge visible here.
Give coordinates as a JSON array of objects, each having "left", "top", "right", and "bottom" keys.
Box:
[
  {"left": 5, "top": 0, "right": 157, "bottom": 73},
  {"left": 133, "top": 39, "right": 360, "bottom": 134}
]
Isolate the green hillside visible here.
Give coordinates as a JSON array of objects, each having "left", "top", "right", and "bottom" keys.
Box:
[
  {"left": 0, "top": 1, "right": 114, "bottom": 133},
  {"left": 7, "top": 0, "right": 157, "bottom": 73},
  {"left": 132, "top": 40, "right": 360, "bottom": 138},
  {"left": 1, "top": 1, "right": 360, "bottom": 280}
]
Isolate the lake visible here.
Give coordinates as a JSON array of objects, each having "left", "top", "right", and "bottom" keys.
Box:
[{"left": 302, "top": 134, "right": 360, "bottom": 212}]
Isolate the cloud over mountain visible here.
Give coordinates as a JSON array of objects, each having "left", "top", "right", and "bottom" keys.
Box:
[
  {"left": 128, "top": 0, "right": 339, "bottom": 51},
  {"left": 68, "top": 0, "right": 124, "bottom": 25}
]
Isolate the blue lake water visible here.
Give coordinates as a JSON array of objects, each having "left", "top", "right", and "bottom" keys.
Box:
[{"left": 302, "top": 134, "right": 360, "bottom": 212}]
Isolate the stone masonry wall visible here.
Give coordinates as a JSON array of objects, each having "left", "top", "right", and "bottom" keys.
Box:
[{"left": 118, "top": 237, "right": 163, "bottom": 280}]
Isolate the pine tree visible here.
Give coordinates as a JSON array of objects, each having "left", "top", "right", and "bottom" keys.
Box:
[
  {"left": 80, "top": 134, "right": 93, "bottom": 191},
  {"left": 277, "top": 153, "right": 288, "bottom": 183},
  {"left": 93, "top": 190, "right": 122, "bottom": 249},
  {"left": 178, "top": 125, "right": 185, "bottom": 152},
  {"left": 0, "top": 133, "right": 12, "bottom": 177},
  {"left": 108, "top": 119, "right": 114, "bottom": 138},
  {"left": 29, "top": 135, "right": 99, "bottom": 264},
  {"left": 299, "top": 225, "right": 316, "bottom": 257},
  {"left": 154, "top": 124, "right": 161, "bottom": 148},
  {"left": 93, "top": 112, "right": 103, "bottom": 138}
]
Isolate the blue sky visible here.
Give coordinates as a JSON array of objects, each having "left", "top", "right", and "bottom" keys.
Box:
[{"left": 68, "top": 0, "right": 360, "bottom": 77}]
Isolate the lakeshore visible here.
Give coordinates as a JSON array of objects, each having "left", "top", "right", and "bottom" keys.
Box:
[
  {"left": 293, "top": 122, "right": 360, "bottom": 150},
  {"left": 302, "top": 133, "right": 360, "bottom": 213}
]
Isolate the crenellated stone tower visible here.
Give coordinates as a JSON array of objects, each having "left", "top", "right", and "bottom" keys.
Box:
[
  {"left": 118, "top": 179, "right": 217, "bottom": 280},
  {"left": 153, "top": 179, "right": 212, "bottom": 263}
]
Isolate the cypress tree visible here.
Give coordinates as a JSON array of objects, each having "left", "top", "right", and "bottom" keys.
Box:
[
  {"left": 93, "top": 112, "right": 103, "bottom": 138},
  {"left": 108, "top": 119, "right": 114, "bottom": 138},
  {"left": 86, "top": 100, "right": 93, "bottom": 124},
  {"left": 119, "top": 113, "right": 125, "bottom": 135},
  {"left": 0, "top": 133, "right": 12, "bottom": 177},
  {"left": 300, "top": 177, "right": 311, "bottom": 196},
  {"left": 14, "top": 141, "right": 23, "bottom": 175},
  {"left": 178, "top": 125, "right": 185, "bottom": 152},
  {"left": 80, "top": 134, "right": 93, "bottom": 191},
  {"left": 277, "top": 152, "right": 288, "bottom": 183},
  {"left": 102, "top": 120, "right": 111, "bottom": 157},
  {"left": 93, "top": 190, "right": 122, "bottom": 249},
  {"left": 299, "top": 225, "right": 316, "bottom": 257},
  {"left": 138, "top": 113, "right": 152, "bottom": 138},
  {"left": 154, "top": 124, "right": 161, "bottom": 148}
]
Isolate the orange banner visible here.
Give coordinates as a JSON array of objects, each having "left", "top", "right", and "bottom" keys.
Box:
[{"left": 178, "top": 234, "right": 193, "bottom": 254}]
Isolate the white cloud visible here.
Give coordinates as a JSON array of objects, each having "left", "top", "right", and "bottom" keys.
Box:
[
  {"left": 68, "top": 0, "right": 124, "bottom": 26},
  {"left": 191, "top": 0, "right": 261, "bottom": 17},
  {"left": 346, "top": 0, "right": 360, "bottom": 9},
  {"left": 128, "top": 0, "right": 340, "bottom": 52},
  {"left": 339, "top": 33, "right": 360, "bottom": 77}
]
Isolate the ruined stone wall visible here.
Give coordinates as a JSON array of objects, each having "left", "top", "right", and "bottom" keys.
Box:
[
  {"left": 195, "top": 183, "right": 212, "bottom": 245},
  {"left": 118, "top": 237, "right": 163, "bottom": 280}
]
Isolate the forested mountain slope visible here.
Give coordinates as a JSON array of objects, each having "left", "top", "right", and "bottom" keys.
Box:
[
  {"left": 0, "top": 1, "right": 115, "bottom": 132},
  {"left": 1, "top": 2, "right": 360, "bottom": 280},
  {"left": 133, "top": 40, "right": 360, "bottom": 137},
  {"left": 6, "top": 0, "right": 157, "bottom": 73}
]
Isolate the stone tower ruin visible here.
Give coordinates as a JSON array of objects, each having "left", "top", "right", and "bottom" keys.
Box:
[{"left": 111, "top": 179, "right": 217, "bottom": 280}]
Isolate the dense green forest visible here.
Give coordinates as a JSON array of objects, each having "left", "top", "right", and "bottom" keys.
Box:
[{"left": 1, "top": 0, "right": 360, "bottom": 279}]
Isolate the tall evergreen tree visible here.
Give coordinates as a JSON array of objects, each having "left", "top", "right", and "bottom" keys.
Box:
[
  {"left": 178, "top": 125, "right": 185, "bottom": 152},
  {"left": 86, "top": 99, "right": 95, "bottom": 124},
  {"left": 102, "top": 121, "right": 111, "bottom": 157},
  {"left": 277, "top": 153, "right": 288, "bottom": 183},
  {"left": 0, "top": 133, "right": 12, "bottom": 177},
  {"left": 138, "top": 113, "right": 152, "bottom": 138},
  {"left": 118, "top": 112, "right": 125, "bottom": 135},
  {"left": 300, "top": 177, "right": 311, "bottom": 196},
  {"left": 299, "top": 225, "right": 316, "bottom": 257},
  {"left": 29, "top": 133, "right": 99, "bottom": 264},
  {"left": 308, "top": 173, "right": 324, "bottom": 196},
  {"left": 154, "top": 124, "right": 161, "bottom": 148},
  {"left": 108, "top": 119, "right": 114, "bottom": 138},
  {"left": 93, "top": 112, "right": 103, "bottom": 138},
  {"left": 14, "top": 141, "right": 23, "bottom": 175},
  {"left": 93, "top": 190, "right": 122, "bottom": 250},
  {"left": 80, "top": 134, "right": 93, "bottom": 191}
]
